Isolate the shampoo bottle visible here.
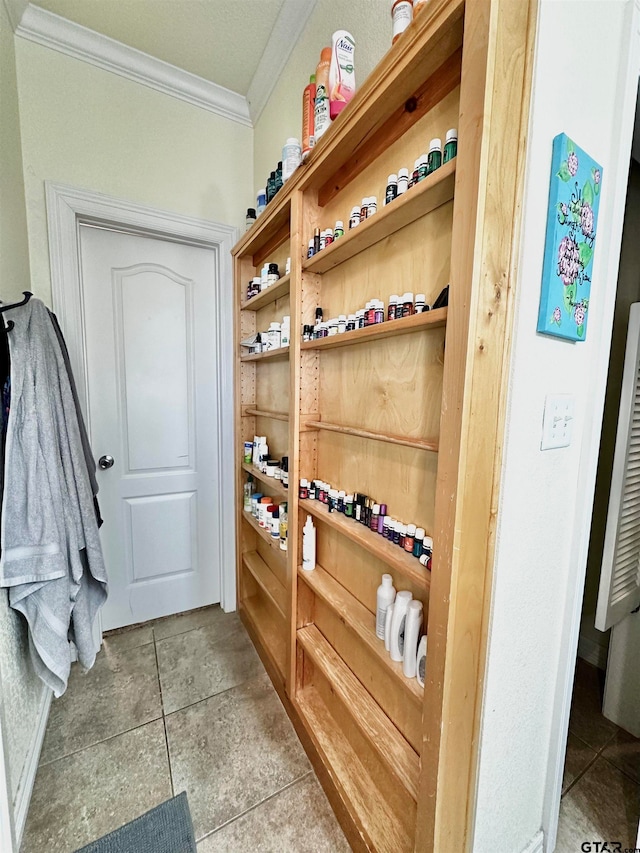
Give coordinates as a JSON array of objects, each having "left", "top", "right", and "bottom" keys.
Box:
[
  {"left": 376, "top": 574, "right": 396, "bottom": 639},
  {"left": 314, "top": 47, "right": 332, "bottom": 141},
  {"left": 403, "top": 600, "right": 423, "bottom": 678},
  {"left": 384, "top": 603, "right": 394, "bottom": 651},
  {"left": 302, "top": 515, "right": 316, "bottom": 571},
  {"left": 329, "top": 30, "right": 356, "bottom": 120},
  {"left": 389, "top": 590, "right": 412, "bottom": 662},
  {"left": 416, "top": 634, "right": 427, "bottom": 688}
]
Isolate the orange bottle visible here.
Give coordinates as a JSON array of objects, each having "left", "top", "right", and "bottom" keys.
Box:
[
  {"left": 314, "top": 47, "right": 332, "bottom": 141},
  {"left": 301, "top": 74, "right": 316, "bottom": 160}
]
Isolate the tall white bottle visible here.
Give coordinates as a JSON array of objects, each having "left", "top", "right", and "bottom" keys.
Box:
[
  {"left": 384, "top": 603, "right": 394, "bottom": 651},
  {"left": 302, "top": 515, "right": 316, "bottom": 571},
  {"left": 416, "top": 635, "right": 428, "bottom": 688},
  {"left": 403, "top": 600, "right": 423, "bottom": 678},
  {"left": 389, "top": 590, "right": 412, "bottom": 662},
  {"left": 376, "top": 574, "right": 396, "bottom": 639}
]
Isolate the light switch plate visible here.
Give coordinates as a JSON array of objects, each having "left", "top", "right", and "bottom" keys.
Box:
[{"left": 541, "top": 394, "right": 574, "bottom": 450}]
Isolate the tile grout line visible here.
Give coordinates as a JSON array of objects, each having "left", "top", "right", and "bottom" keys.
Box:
[
  {"left": 39, "top": 714, "right": 165, "bottom": 768},
  {"left": 195, "top": 770, "right": 315, "bottom": 845},
  {"left": 562, "top": 729, "right": 631, "bottom": 797},
  {"left": 153, "top": 627, "right": 175, "bottom": 798},
  {"left": 163, "top": 666, "right": 269, "bottom": 720}
]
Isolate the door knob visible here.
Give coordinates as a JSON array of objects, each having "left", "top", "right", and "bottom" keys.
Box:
[{"left": 98, "top": 455, "right": 115, "bottom": 470}]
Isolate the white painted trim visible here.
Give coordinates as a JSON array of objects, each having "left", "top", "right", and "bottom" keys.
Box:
[
  {"left": 15, "top": 5, "right": 251, "bottom": 127},
  {"left": 541, "top": 3, "right": 640, "bottom": 853},
  {"left": 0, "top": 678, "right": 17, "bottom": 853},
  {"left": 577, "top": 633, "right": 608, "bottom": 671},
  {"left": 246, "top": 0, "right": 318, "bottom": 124},
  {"left": 521, "top": 830, "right": 544, "bottom": 853},
  {"left": 13, "top": 686, "right": 51, "bottom": 848},
  {"left": 45, "top": 182, "right": 238, "bottom": 616}
]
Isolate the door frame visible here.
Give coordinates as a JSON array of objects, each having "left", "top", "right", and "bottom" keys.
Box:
[{"left": 45, "top": 181, "right": 238, "bottom": 618}]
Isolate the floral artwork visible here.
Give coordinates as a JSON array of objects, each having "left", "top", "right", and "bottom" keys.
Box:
[{"left": 537, "top": 133, "right": 602, "bottom": 341}]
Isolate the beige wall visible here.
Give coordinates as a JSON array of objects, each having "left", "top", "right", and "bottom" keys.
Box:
[
  {"left": 0, "top": 4, "right": 31, "bottom": 303},
  {"left": 0, "top": 0, "right": 45, "bottom": 813},
  {"left": 253, "top": 0, "right": 389, "bottom": 197},
  {"left": 15, "top": 38, "right": 253, "bottom": 306}
]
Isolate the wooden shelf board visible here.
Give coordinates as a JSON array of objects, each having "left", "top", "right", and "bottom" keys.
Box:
[
  {"left": 243, "top": 550, "right": 287, "bottom": 619},
  {"left": 241, "top": 346, "right": 290, "bottom": 363},
  {"left": 304, "top": 419, "right": 438, "bottom": 452},
  {"left": 243, "top": 407, "right": 289, "bottom": 422},
  {"left": 240, "top": 274, "right": 290, "bottom": 311},
  {"left": 302, "top": 160, "right": 456, "bottom": 275},
  {"left": 295, "top": 684, "right": 412, "bottom": 853},
  {"left": 298, "top": 564, "right": 423, "bottom": 703},
  {"left": 242, "top": 592, "right": 286, "bottom": 678},
  {"left": 300, "top": 500, "right": 430, "bottom": 589},
  {"left": 232, "top": 193, "right": 292, "bottom": 261},
  {"left": 300, "top": 308, "right": 447, "bottom": 352},
  {"left": 298, "top": 624, "right": 419, "bottom": 801},
  {"left": 241, "top": 463, "right": 288, "bottom": 501},
  {"left": 242, "top": 510, "right": 286, "bottom": 562}
]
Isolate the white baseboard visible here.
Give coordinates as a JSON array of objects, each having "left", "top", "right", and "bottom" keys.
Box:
[
  {"left": 521, "top": 829, "right": 544, "bottom": 853},
  {"left": 577, "top": 633, "right": 608, "bottom": 670},
  {"left": 13, "top": 686, "right": 51, "bottom": 846}
]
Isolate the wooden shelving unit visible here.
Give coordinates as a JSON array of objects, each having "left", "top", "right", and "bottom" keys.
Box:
[
  {"left": 240, "top": 274, "right": 290, "bottom": 311},
  {"left": 240, "top": 346, "right": 289, "bottom": 363},
  {"left": 300, "top": 308, "right": 447, "bottom": 351},
  {"left": 302, "top": 161, "right": 455, "bottom": 274},
  {"left": 233, "top": 1, "right": 535, "bottom": 848}
]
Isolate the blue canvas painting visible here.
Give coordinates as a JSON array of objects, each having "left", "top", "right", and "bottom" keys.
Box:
[{"left": 537, "top": 133, "right": 602, "bottom": 341}]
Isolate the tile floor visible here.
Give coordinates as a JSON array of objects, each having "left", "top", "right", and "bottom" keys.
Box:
[
  {"left": 20, "top": 605, "right": 350, "bottom": 853},
  {"left": 556, "top": 657, "right": 640, "bottom": 852}
]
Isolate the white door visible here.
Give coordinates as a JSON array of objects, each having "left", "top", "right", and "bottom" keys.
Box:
[
  {"left": 78, "top": 224, "right": 220, "bottom": 630},
  {"left": 596, "top": 302, "right": 640, "bottom": 735}
]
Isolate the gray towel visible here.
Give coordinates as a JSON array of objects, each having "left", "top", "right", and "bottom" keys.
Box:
[{"left": 0, "top": 298, "right": 108, "bottom": 696}]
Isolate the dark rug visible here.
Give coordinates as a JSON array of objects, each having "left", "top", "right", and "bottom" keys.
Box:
[{"left": 75, "top": 792, "right": 196, "bottom": 853}]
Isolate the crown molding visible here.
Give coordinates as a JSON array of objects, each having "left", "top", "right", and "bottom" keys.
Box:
[
  {"left": 246, "top": 0, "right": 318, "bottom": 125},
  {"left": 15, "top": 4, "right": 252, "bottom": 127}
]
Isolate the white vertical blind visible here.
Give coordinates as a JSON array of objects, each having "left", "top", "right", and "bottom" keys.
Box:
[{"left": 596, "top": 303, "right": 640, "bottom": 631}]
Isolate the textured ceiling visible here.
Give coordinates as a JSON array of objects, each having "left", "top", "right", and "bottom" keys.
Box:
[{"left": 29, "top": 0, "right": 286, "bottom": 94}]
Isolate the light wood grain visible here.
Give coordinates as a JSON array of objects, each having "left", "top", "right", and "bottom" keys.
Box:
[
  {"left": 318, "top": 50, "right": 462, "bottom": 207},
  {"left": 298, "top": 564, "right": 423, "bottom": 703},
  {"left": 296, "top": 685, "right": 413, "bottom": 853},
  {"left": 416, "top": 0, "right": 538, "bottom": 849},
  {"left": 240, "top": 274, "right": 291, "bottom": 312},
  {"left": 298, "top": 625, "right": 420, "bottom": 801},
  {"left": 241, "top": 462, "right": 288, "bottom": 500},
  {"left": 240, "top": 346, "right": 290, "bottom": 363},
  {"left": 301, "top": 499, "right": 429, "bottom": 588},
  {"left": 304, "top": 419, "right": 438, "bottom": 452},
  {"left": 243, "top": 407, "right": 289, "bottom": 422},
  {"left": 301, "top": 307, "right": 447, "bottom": 351},
  {"left": 241, "top": 592, "right": 286, "bottom": 678},
  {"left": 243, "top": 550, "right": 287, "bottom": 619},
  {"left": 242, "top": 511, "right": 286, "bottom": 562},
  {"left": 304, "top": 161, "right": 455, "bottom": 275}
]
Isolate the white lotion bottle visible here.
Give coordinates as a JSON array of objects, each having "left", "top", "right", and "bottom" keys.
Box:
[
  {"left": 403, "top": 600, "right": 423, "bottom": 678},
  {"left": 416, "top": 634, "right": 428, "bottom": 688},
  {"left": 302, "top": 515, "right": 316, "bottom": 571},
  {"left": 384, "top": 603, "right": 394, "bottom": 651},
  {"left": 376, "top": 574, "right": 396, "bottom": 639},
  {"left": 389, "top": 590, "right": 412, "bottom": 662}
]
